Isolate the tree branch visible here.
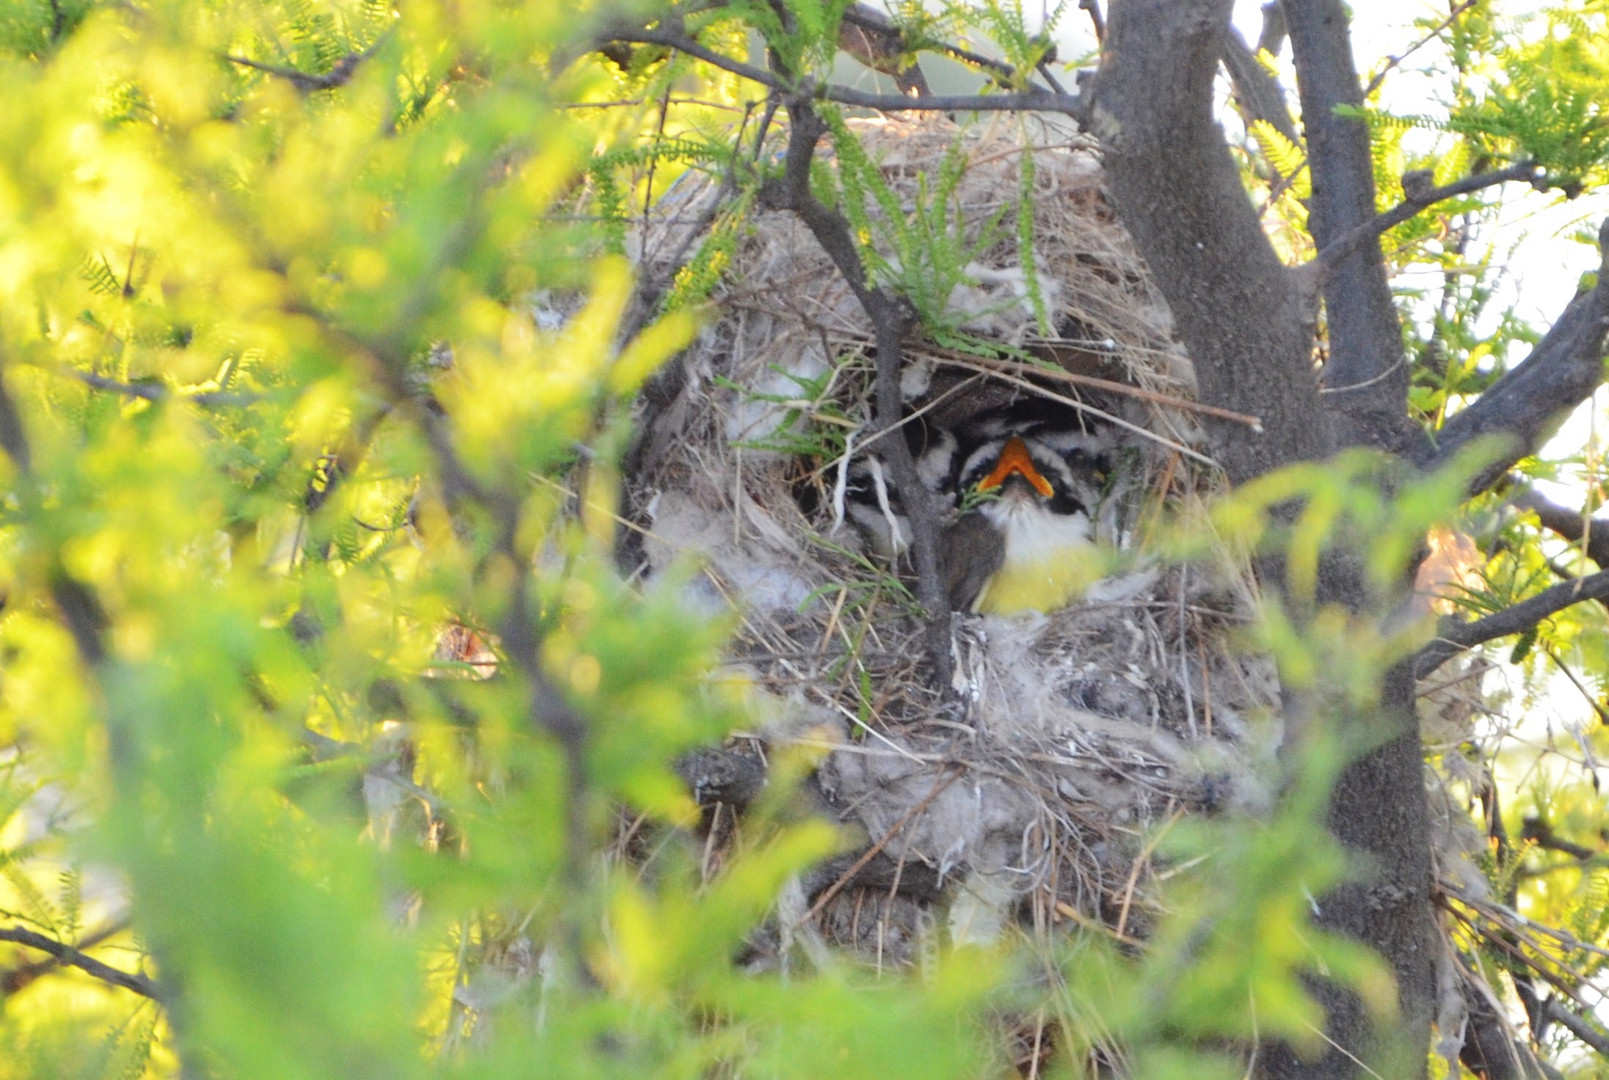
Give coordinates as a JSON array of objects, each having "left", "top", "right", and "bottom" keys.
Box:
[
  {"left": 1361, "top": 0, "right": 1479, "bottom": 100},
  {"left": 1519, "top": 818, "right": 1598, "bottom": 862},
  {"left": 72, "top": 370, "right": 260, "bottom": 408},
  {"left": 819, "top": 83, "right": 1082, "bottom": 117},
  {"left": 1314, "top": 161, "right": 1545, "bottom": 276},
  {"left": 1256, "top": 1, "right": 1288, "bottom": 54},
  {"left": 1424, "top": 219, "right": 1609, "bottom": 493},
  {"left": 1, "top": 921, "right": 132, "bottom": 994},
  {"left": 223, "top": 32, "right": 389, "bottom": 93},
  {"left": 1544, "top": 999, "right": 1609, "bottom": 1057},
  {"left": 1079, "top": 0, "right": 1106, "bottom": 43},
  {"left": 757, "top": 98, "right": 953, "bottom": 685},
  {"left": 1414, "top": 567, "right": 1609, "bottom": 678},
  {"left": 1285, "top": 0, "right": 1413, "bottom": 449},
  {"left": 1510, "top": 484, "right": 1609, "bottom": 569},
  {"left": 1223, "top": 25, "right": 1299, "bottom": 148},
  {"left": 0, "top": 926, "right": 160, "bottom": 1000},
  {"left": 837, "top": 3, "right": 929, "bottom": 97},
  {"left": 598, "top": 25, "right": 1083, "bottom": 118}
]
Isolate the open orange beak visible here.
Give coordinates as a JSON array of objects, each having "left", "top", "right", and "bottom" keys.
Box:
[{"left": 977, "top": 436, "right": 1055, "bottom": 498}]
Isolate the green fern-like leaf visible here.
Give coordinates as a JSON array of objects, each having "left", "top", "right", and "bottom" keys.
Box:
[
  {"left": 58, "top": 862, "right": 82, "bottom": 943},
  {"left": 1016, "top": 145, "right": 1050, "bottom": 335},
  {"left": 80, "top": 254, "right": 123, "bottom": 298},
  {"left": 1567, "top": 866, "right": 1609, "bottom": 942},
  {"left": 1249, "top": 119, "right": 1305, "bottom": 181}
]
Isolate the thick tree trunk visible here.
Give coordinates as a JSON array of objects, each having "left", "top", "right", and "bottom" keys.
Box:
[
  {"left": 1086, "top": 0, "right": 1328, "bottom": 486},
  {"left": 1090, "top": 2, "right": 1436, "bottom": 1075}
]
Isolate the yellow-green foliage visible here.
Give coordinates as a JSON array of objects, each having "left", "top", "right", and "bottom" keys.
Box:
[{"left": 1, "top": 3, "right": 1604, "bottom": 1080}]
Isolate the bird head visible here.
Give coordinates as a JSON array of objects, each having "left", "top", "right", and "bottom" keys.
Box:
[
  {"left": 950, "top": 432, "right": 1109, "bottom": 614},
  {"left": 961, "top": 434, "right": 1103, "bottom": 521}
]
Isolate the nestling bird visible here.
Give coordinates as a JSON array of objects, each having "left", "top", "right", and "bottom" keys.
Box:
[
  {"left": 845, "top": 406, "right": 1115, "bottom": 615},
  {"left": 945, "top": 429, "right": 1110, "bottom": 614}
]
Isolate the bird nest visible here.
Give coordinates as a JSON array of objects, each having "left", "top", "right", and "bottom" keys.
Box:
[{"left": 624, "top": 116, "right": 1283, "bottom": 964}]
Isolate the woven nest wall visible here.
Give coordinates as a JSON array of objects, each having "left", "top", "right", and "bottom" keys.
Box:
[{"left": 625, "top": 117, "right": 1283, "bottom": 964}]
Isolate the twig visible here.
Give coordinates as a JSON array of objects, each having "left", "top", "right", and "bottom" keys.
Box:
[
  {"left": 0, "top": 920, "right": 130, "bottom": 994},
  {"left": 932, "top": 354, "right": 1219, "bottom": 467},
  {"left": 1315, "top": 161, "right": 1544, "bottom": 277},
  {"left": 1054, "top": 900, "right": 1139, "bottom": 945},
  {"left": 1362, "top": 0, "right": 1480, "bottom": 100},
  {"left": 1414, "top": 567, "right": 1609, "bottom": 678},
  {"left": 1256, "top": 159, "right": 1309, "bottom": 221},
  {"left": 1511, "top": 483, "right": 1609, "bottom": 568},
  {"left": 1113, "top": 810, "right": 1180, "bottom": 939},
  {"left": 0, "top": 925, "right": 160, "bottom": 1000},
  {"left": 1442, "top": 883, "right": 1609, "bottom": 963},
  {"left": 837, "top": 3, "right": 929, "bottom": 97},
  {"left": 1079, "top": 0, "right": 1105, "bottom": 43},
  {"left": 1519, "top": 817, "right": 1598, "bottom": 862},
  {"left": 1542, "top": 643, "right": 1609, "bottom": 726},
  {"left": 842, "top": 3, "right": 1054, "bottom": 95},
  {"left": 798, "top": 765, "right": 962, "bottom": 924},
  {"left": 1425, "top": 218, "right": 1609, "bottom": 492},
  {"left": 71, "top": 370, "right": 260, "bottom": 408},
  {"left": 601, "top": 25, "right": 1082, "bottom": 119},
  {"left": 1439, "top": 902, "right": 1597, "bottom": 1013},
  {"left": 223, "top": 31, "right": 391, "bottom": 93},
  {"left": 942, "top": 347, "right": 1264, "bottom": 429}
]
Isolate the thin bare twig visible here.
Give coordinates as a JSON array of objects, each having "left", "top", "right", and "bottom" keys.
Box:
[
  {"left": 798, "top": 765, "right": 962, "bottom": 923},
  {"left": 223, "top": 31, "right": 391, "bottom": 93},
  {"left": 600, "top": 25, "right": 1082, "bottom": 119},
  {"left": 1541, "top": 643, "right": 1609, "bottom": 726},
  {"left": 1443, "top": 883, "right": 1609, "bottom": 964},
  {"left": 71, "top": 370, "right": 260, "bottom": 408},
  {"left": 0, "top": 925, "right": 159, "bottom": 1000},
  {"left": 948, "top": 347, "right": 1264, "bottom": 429},
  {"left": 1512, "top": 483, "right": 1609, "bottom": 568},
  {"left": 0, "top": 920, "right": 131, "bottom": 994},
  {"left": 1362, "top": 0, "right": 1480, "bottom": 100},
  {"left": 759, "top": 95, "right": 954, "bottom": 683}
]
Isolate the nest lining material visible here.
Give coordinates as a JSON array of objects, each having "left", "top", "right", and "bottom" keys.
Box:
[{"left": 627, "top": 116, "right": 1283, "bottom": 955}]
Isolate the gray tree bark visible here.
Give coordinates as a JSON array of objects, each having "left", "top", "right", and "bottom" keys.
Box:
[{"left": 1089, "top": 1, "right": 1609, "bottom": 1075}]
